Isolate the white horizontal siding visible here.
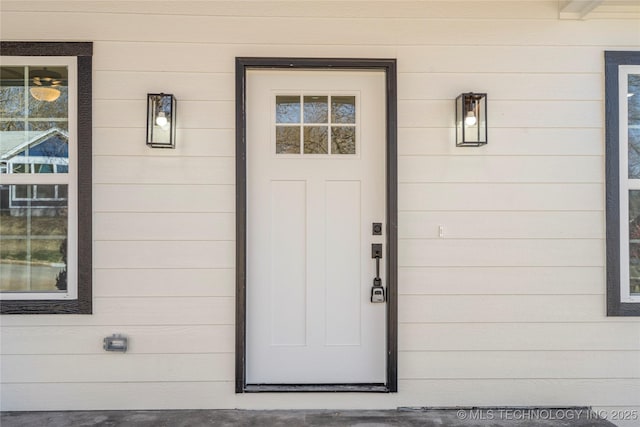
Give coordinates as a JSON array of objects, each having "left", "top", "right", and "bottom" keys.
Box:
[
  {"left": 400, "top": 323, "right": 640, "bottom": 351},
  {"left": 399, "top": 156, "right": 602, "bottom": 183},
  {"left": 399, "top": 212, "right": 604, "bottom": 239},
  {"left": 399, "top": 266, "right": 604, "bottom": 294},
  {"left": 3, "top": 12, "right": 639, "bottom": 46},
  {"left": 1, "top": 325, "right": 235, "bottom": 355},
  {"left": 399, "top": 351, "right": 640, "bottom": 379},
  {"left": 1, "top": 297, "right": 235, "bottom": 327},
  {"left": 1, "top": 354, "right": 235, "bottom": 383},
  {"left": 399, "top": 128, "right": 603, "bottom": 156},
  {"left": 398, "top": 295, "right": 609, "bottom": 323},
  {"left": 400, "top": 183, "right": 603, "bottom": 211},
  {"left": 93, "top": 269, "right": 235, "bottom": 297},
  {"left": 94, "top": 184, "right": 234, "bottom": 213},
  {"left": 1, "top": 0, "right": 639, "bottom": 413},
  {"left": 2, "top": 380, "right": 639, "bottom": 411}
]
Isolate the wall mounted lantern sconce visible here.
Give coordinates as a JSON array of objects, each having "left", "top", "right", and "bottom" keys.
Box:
[
  {"left": 147, "top": 93, "right": 176, "bottom": 148},
  {"left": 455, "top": 92, "right": 487, "bottom": 147}
]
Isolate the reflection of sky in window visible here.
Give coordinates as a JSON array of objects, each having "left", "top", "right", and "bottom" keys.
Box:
[
  {"left": 276, "top": 96, "right": 300, "bottom": 123},
  {"left": 332, "top": 96, "right": 356, "bottom": 124},
  {"left": 304, "top": 96, "right": 328, "bottom": 123},
  {"left": 630, "top": 75, "right": 640, "bottom": 179}
]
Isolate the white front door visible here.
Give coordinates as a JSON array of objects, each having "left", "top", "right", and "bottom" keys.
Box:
[{"left": 246, "top": 69, "right": 387, "bottom": 384}]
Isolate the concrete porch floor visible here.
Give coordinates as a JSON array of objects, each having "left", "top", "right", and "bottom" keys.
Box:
[{"left": 0, "top": 408, "right": 618, "bottom": 426}]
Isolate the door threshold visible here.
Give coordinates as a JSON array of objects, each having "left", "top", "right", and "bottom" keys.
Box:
[{"left": 245, "top": 383, "right": 389, "bottom": 393}]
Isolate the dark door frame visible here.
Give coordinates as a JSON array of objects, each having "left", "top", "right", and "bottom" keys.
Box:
[{"left": 235, "top": 57, "right": 397, "bottom": 393}]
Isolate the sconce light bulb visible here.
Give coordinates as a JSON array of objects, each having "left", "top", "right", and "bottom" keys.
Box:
[
  {"left": 156, "top": 112, "right": 168, "bottom": 127},
  {"left": 464, "top": 110, "right": 477, "bottom": 127}
]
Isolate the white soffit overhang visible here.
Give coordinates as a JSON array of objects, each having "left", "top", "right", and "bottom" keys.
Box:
[{"left": 560, "top": 0, "right": 640, "bottom": 20}]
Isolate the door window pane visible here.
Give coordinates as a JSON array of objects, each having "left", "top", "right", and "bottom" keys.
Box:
[
  {"left": 276, "top": 126, "right": 300, "bottom": 154},
  {"left": 304, "top": 96, "right": 328, "bottom": 123},
  {"left": 275, "top": 94, "right": 357, "bottom": 156},
  {"left": 304, "top": 126, "right": 328, "bottom": 154},
  {"left": 331, "top": 127, "right": 356, "bottom": 154},
  {"left": 276, "top": 96, "right": 301, "bottom": 124},
  {"left": 331, "top": 96, "right": 356, "bottom": 124}
]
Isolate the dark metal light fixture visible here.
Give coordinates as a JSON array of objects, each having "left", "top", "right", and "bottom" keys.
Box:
[
  {"left": 455, "top": 92, "right": 487, "bottom": 147},
  {"left": 147, "top": 93, "right": 176, "bottom": 148}
]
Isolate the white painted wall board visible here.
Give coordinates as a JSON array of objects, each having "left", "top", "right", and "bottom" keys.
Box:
[
  {"left": 94, "top": 268, "right": 235, "bottom": 297},
  {"left": 3, "top": 12, "right": 638, "bottom": 46},
  {"left": 94, "top": 100, "right": 234, "bottom": 130},
  {"left": 399, "top": 128, "right": 603, "bottom": 156},
  {"left": 94, "top": 71, "right": 234, "bottom": 101},
  {"left": 0, "top": 297, "right": 235, "bottom": 327},
  {"left": 94, "top": 128, "right": 235, "bottom": 157},
  {"left": 400, "top": 239, "right": 603, "bottom": 267},
  {"left": 0, "top": 1, "right": 563, "bottom": 20},
  {"left": 94, "top": 212, "right": 235, "bottom": 241},
  {"left": 1, "top": 354, "right": 235, "bottom": 383},
  {"left": 398, "top": 266, "right": 604, "bottom": 295},
  {"left": 399, "top": 211, "right": 604, "bottom": 239},
  {"left": 94, "top": 184, "right": 234, "bottom": 213},
  {"left": 94, "top": 241, "right": 234, "bottom": 269},
  {"left": 0, "top": 325, "right": 235, "bottom": 355},
  {"left": 399, "top": 351, "right": 640, "bottom": 379},
  {"left": 398, "top": 295, "right": 607, "bottom": 323},
  {"left": 398, "top": 73, "right": 602, "bottom": 101},
  {"left": 399, "top": 155, "right": 602, "bottom": 183},
  {"left": 399, "top": 100, "right": 602, "bottom": 128},
  {"left": 399, "top": 183, "right": 603, "bottom": 211},
  {"left": 396, "top": 379, "right": 640, "bottom": 407},
  {"left": 399, "top": 323, "right": 640, "bottom": 351}
]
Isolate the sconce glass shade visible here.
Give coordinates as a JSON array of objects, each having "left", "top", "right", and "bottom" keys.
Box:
[
  {"left": 456, "top": 92, "right": 487, "bottom": 147},
  {"left": 147, "top": 93, "right": 176, "bottom": 148}
]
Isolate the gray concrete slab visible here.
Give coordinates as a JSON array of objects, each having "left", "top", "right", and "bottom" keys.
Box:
[{"left": 0, "top": 408, "right": 618, "bottom": 427}]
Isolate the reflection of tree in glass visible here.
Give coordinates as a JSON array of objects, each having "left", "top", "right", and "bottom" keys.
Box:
[
  {"left": 332, "top": 96, "right": 356, "bottom": 124},
  {"left": 0, "top": 87, "right": 26, "bottom": 121},
  {"left": 1, "top": 86, "right": 68, "bottom": 131},
  {"left": 276, "top": 96, "right": 300, "bottom": 124},
  {"left": 304, "top": 127, "right": 328, "bottom": 154},
  {"left": 56, "top": 238, "right": 67, "bottom": 291},
  {"left": 304, "top": 96, "right": 328, "bottom": 123},
  {"left": 629, "top": 192, "right": 640, "bottom": 294},
  {"left": 629, "top": 75, "right": 640, "bottom": 124},
  {"left": 629, "top": 129, "right": 640, "bottom": 178},
  {"left": 276, "top": 126, "right": 300, "bottom": 154},
  {"left": 29, "top": 87, "right": 68, "bottom": 118},
  {"left": 332, "top": 127, "right": 355, "bottom": 154}
]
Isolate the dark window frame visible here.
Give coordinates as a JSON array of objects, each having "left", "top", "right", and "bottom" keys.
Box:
[
  {"left": 1, "top": 42, "right": 92, "bottom": 315},
  {"left": 605, "top": 50, "right": 640, "bottom": 316},
  {"left": 235, "top": 57, "right": 398, "bottom": 393}
]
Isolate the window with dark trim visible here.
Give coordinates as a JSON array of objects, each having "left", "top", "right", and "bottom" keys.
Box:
[
  {"left": 606, "top": 50, "right": 640, "bottom": 316},
  {"left": 1, "top": 42, "right": 92, "bottom": 314}
]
